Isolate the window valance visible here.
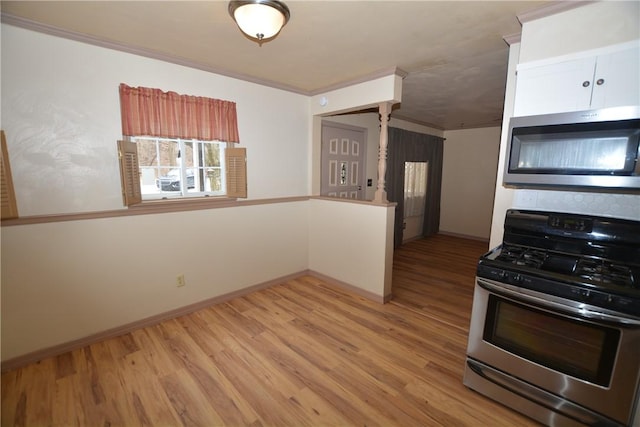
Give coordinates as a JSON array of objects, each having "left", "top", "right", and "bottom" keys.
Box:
[{"left": 119, "top": 84, "right": 240, "bottom": 143}]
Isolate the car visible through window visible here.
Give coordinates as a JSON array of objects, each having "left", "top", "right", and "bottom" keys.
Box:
[
  {"left": 133, "top": 136, "right": 225, "bottom": 199},
  {"left": 155, "top": 168, "right": 195, "bottom": 191}
]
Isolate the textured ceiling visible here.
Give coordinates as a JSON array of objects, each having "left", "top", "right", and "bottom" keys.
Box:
[{"left": 0, "top": 0, "right": 555, "bottom": 130}]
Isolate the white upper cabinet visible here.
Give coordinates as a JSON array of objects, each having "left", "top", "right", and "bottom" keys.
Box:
[
  {"left": 590, "top": 48, "right": 640, "bottom": 110},
  {"left": 513, "top": 44, "right": 639, "bottom": 117}
]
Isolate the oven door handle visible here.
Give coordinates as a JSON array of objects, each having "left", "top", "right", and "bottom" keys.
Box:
[
  {"left": 465, "top": 358, "right": 621, "bottom": 427},
  {"left": 478, "top": 279, "right": 640, "bottom": 327}
]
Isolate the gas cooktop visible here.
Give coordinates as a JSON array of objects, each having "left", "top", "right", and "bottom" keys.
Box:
[
  {"left": 494, "top": 243, "right": 637, "bottom": 290},
  {"left": 478, "top": 209, "right": 640, "bottom": 317}
]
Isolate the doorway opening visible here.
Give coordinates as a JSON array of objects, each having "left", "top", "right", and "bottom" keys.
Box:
[
  {"left": 403, "top": 161, "right": 428, "bottom": 242},
  {"left": 320, "top": 122, "right": 367, "bottom": 200}
]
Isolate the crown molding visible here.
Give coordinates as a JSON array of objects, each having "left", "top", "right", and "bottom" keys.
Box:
[
  {"left": 0, "top": 12, "right": 311, "bottom": 94},
  {"left": 308, "top": 67, "right": 408, "bottom": 96},
  {"left": 502, "top": 32, "right": 522, "bottom": 46},
  {"left": 2, "top": 12, "right": 408, "bottom": 98},
  {"left": 517, "top": 0, "right": 595, "bottom": 24},
  {"left": 502, "top": 2, "right": 595, "bottom": 49},
  {"left": 389, "top": 113, "right": 445, "bottom": 131}
]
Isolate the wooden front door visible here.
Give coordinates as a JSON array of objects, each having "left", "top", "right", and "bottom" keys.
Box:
[{"left": 321, "top": 122, "right": 366, "bottom": 199}]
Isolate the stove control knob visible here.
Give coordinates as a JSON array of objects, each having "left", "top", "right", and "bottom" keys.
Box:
[
  {"left": 512, "top": 274, "right": 523, "bottom": 284},
  {"left": 581, "top": 289, "right": 591, "bottom": 299}
]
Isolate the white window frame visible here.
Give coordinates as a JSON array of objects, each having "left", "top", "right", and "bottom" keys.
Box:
[
  {"left": 117, "top": 139, "right": 246, "bottom": 208},
  {"left": 132, "top": 136, "right": 227, "bottom": 201}
]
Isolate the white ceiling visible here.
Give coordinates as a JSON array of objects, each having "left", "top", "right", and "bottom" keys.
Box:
[{"left": 1, "top": 0, "right": 562, "bottom": 130}]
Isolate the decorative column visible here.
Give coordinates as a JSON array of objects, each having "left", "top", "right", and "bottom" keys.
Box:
[{"left": 373, "top": 102, "right": 392, "bottom": 204}]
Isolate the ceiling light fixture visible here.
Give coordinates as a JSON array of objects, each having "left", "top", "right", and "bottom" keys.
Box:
[{"left": 228, "top": 0, "right": 290, "bottom": 44}]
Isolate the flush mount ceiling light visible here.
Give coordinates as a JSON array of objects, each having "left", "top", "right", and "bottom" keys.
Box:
[{"left": 229, "top": 0, "right": 290, "bottom": 44}]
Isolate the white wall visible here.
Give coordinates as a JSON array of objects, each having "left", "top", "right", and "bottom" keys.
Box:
[
  {"left": 441, "top": 127, "right": 500, "bottom": 240},
  {"left": 1, "top": 25, "right": 310, "bottom": 216},
  {"left": 490, "top": 42, "right": 519, "bottom": 249},
  {"left": 308, "top": 199, "right": 395, "bottom": 299},
  {"left": 490, "top": 2, "right": 640, "bottom": 248},
  {"left": 0, "top": 24, "right": 311, "bottom": 362},
  {"left": 1, "top": 24, "right": 399, "bottom": 363},
  {"left": 310, "top": 75, "right": 403, "bottom": 117},
  {"left": 1, "top": 202, "right": 309, "bottom": 361}
]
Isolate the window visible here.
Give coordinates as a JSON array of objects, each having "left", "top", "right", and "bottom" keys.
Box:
[
  {"left": 134, "top": 136, "right": 225, "bottom": 199},
  {"left": 118, "top": 139, "right": 246, "bottom": 205},
  {"left": 117, "top": 84, "right": 246, "bottom": 206},
  {"left": 403, "top": 161, "right": 428, "bottom": 218}
]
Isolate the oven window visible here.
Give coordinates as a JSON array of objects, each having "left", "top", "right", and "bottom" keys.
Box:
[{"left": 484, "top": 296, "right": 619, "bottom": 386}]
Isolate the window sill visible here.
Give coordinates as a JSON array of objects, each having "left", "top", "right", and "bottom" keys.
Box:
[{"left": 130, "top": 195, "right": 239, "bottom": 214}]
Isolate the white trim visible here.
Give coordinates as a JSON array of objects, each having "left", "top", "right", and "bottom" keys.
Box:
[
  {"left": 516, "top": 39, "right": 640, "bottom": 71},
  {"left": 0, "top": 13, "right": 408, "bottom": 97},
  {"left": 0, "top": 196, "right": 309, "bottom": 226},
  {"left": 516, "top": 1, "right": 595, "bottom": 25}
]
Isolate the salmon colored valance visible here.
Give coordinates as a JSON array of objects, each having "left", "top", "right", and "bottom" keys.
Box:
[{"left": 119, "top": 84, "right": 240, "bottom": 143}]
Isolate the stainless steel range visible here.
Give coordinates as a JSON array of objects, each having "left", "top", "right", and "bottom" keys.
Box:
[{"left": 463, "top": 209, "right": 640, "bottom": 427}]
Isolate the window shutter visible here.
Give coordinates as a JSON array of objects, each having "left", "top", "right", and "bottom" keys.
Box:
[
  {"left": 1, "top": 130, "right": 18, "bottom": 219},
  {"left": 226, "top": 147, "right": 247, "bottom": 198},
  {"left": 117, "top": 140, "right": 142, "bottom": 206}
]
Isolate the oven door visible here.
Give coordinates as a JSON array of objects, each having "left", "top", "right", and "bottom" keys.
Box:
[{"left": 465, "top": 277, "right": 640, "bottom": 426}]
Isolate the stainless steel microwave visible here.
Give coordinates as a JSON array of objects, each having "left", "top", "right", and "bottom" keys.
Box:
[{"left": 504, "top": 106, "right": 640, "bottom": 190}]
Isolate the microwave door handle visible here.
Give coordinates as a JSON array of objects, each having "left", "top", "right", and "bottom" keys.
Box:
[{"left": 478, "top": 279, "right": 640, "bottom": 327}]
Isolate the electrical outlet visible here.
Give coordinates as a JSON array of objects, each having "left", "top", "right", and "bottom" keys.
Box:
[{"left": 176, "top": 274, "right": 186, "bottom": 287}]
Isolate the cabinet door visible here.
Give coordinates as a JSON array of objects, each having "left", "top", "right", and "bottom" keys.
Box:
[
  {"left": 514, "top": 57, "right": 595, "bottom": 116},
  {"left": 591, "top": 47, "right": 640, "bottom": 109}
]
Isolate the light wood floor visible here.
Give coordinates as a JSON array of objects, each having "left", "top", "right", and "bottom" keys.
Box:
[{"left": 1, "top": 234, "right": 540, "bottom": 426}]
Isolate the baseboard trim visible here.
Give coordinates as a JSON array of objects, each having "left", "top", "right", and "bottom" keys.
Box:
[
  {"left": 438, "top": 231, "right": 490, "bottom": 243},
  {"left": 307, "top": 270, "right": 390, "bottom": 304},
  {"left": 1, "top": 271, "right": 386, "bottom": 372},
  {"left": 1, "top": 272, "right": 301, "bottom": 372}
]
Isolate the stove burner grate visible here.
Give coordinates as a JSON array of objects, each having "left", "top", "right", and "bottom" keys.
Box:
[
  {"left": 576, "top": 258, "right": 635, "bottom": 288},
  {"left": 496, "top": 245, "right": 546, "bottom": 268},
  {"left": 494, "top": 245, "right": 637, "bottom": 290}
]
